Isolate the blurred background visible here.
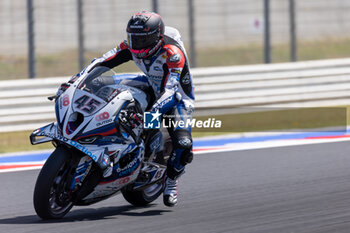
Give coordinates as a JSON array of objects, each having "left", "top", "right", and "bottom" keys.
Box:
[{"left": 2, "top": 0, "right": 350, "bottom": 80}]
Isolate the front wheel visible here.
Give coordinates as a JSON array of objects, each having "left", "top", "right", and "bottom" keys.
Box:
[{"left": 33, "top": 146, "right": 75, "bottom": 219}]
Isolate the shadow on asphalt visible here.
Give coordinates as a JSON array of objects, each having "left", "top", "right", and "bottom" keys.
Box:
[{"left": 0, "top": 204, "right": 172, "bottom": 224}]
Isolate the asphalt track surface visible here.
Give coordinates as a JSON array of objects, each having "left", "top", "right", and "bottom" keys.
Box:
[{"left": 2, "top": 141, "right": 350, "bottom": 233}]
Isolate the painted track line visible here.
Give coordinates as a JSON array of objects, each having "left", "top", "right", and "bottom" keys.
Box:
[{"left": 2, "top": 131, "right": 350, "bottom": 173}]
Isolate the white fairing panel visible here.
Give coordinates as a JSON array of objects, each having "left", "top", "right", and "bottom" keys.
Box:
[
  {"left": 62, "top": 89, "right": 107, "bottom": 139},
  {"left": 59, "top": 85, "right": 146, "bottom": 140},
  {"left": 81, "top": 90, "right": 132, "bottom": 134}
]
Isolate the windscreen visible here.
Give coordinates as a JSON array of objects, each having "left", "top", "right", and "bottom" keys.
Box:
[{"left": 78, "top": 66, "right": 126, "bottom": 103}]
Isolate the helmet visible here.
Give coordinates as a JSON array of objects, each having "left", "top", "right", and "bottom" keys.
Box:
[{"left": 126, "top": 11, "right": 165, "bottom": 59}]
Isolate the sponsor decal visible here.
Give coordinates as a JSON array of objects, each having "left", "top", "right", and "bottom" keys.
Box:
[
  {"left": 130, "top": 25, "right": 144, "bottom": 29},
  {"left": 95, "top": 112, "right": 113, "bottom": 127},
  {"left": 69, "top": 140, "right": 98, "bottom": 161},
  {"left": 37, "top": 130, "right": 98, "bottom": 162},
  {"left": 117, "top": 176, "right": 130, "bottom": 184},
  {"left": 116, "top": 155, "right": 140, "bottom": 177},
  {"left": 170, "top": 74, "right": 180, "bottom": 82},
  {"left": 148, "top": 74, "right": 163, "bottom": 80},
  {"left": 153, "top": 95, "right": 174, "bottom": 111},
  {"left": 107, "top": 89, "right": 120, "bottom": 102},
  {"left": 149, "top": 135, "right": 161, "bottom": 151},
  {"left": 103, "top": 49, "right": 116, "bottom": 59},
  {"left": 169, "top": 54, "right": 181, "bottom": 63},
  {"left": 153, "top": 66, "right": 162, "bottom": 71},
  {"left": 181, "top": 75, "right": 191, "bottom": 85},
  {"left": 63, "top": 95, "right": 70, "bottom": 106},
  {"left": 95, "top": 112, "right": 110, "bottom": 121},
  {"left": 171, "top": 68, "right": 181, "bottom": 74},
  {"left": 96, "top": 119, "right": 113, "bottom": 127},
  {"left": 37, "top": 131, "right": 67, "bottom": 142}
]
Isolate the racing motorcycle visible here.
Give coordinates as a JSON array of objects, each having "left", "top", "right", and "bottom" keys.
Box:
[{"left": 30, "top": 66, "right": 171, "bottom": 219}]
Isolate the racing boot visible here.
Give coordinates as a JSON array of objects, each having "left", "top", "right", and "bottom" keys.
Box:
[{"left": 163, "top": 177, "right": 178, "bottom": 207}]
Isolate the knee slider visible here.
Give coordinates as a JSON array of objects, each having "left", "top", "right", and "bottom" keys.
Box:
[
  {"left": 174, "top": 129, "right": 192, "bottom": 150},
  {"left": 177, "top": 136, "right": 193, "bottom": 165},
  {"left": 173, "top": 129, "right": 193, "bottom": 166},
  {"left": 177, "top": 137, "right": 192, "bottom": 150}
]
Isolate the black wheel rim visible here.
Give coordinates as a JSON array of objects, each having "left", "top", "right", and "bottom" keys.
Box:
[
  {"left": 48, "top": 161, "right": 73, "bottom": 216},
  {"left": 143, "top": 182, "right": 163, "bottom": 199}
]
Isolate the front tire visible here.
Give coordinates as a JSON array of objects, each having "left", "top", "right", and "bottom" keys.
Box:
[{"left": 33, "top": 146, "right": 75, "bottom": 219}]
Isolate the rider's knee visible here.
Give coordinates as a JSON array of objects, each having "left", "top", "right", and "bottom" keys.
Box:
[
  {"left": 174, "top": 129, "right": 192, "bottom": 149},
  {"left": 173, "top": 129, "right": 193, "bottom": 165}
]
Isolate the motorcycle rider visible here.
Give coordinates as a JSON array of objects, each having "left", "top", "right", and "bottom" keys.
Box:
[{"left": 57, "top": 11, "right": 195, "bottom": 207}]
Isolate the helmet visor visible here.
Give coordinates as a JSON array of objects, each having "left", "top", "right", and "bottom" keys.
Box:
[{"left": 128, "top": 32, "right": 159, "bottom": 50}]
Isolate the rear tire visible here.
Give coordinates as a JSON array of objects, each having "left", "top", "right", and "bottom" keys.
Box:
[
  {"left": 122, "top": 131, "right": 171, "bottom": 207},
  {"left": 122, "top": 181, "right": 164, "bottom": 206},
  {"left": 33, "top": 146, "right": 75, "bottom": 219}
]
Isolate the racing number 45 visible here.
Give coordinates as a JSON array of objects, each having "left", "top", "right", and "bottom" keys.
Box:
[{"left": 74, "top": 95, "right": 101, "bottom": 114}]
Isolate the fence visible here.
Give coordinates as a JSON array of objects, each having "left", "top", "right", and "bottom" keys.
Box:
[
  {"left": 2, "top": 0, "right": 350, "bottom": 80},
  {"left": 1, "top": 58, "right": 350, "bottom": 133}
]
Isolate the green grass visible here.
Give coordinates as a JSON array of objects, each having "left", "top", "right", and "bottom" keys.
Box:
[
  {"left": 0, "top": 107, "right": 346, "bottom": 153},
  {"left": 2, "top": 38, "right": 350, "bottom": 80},
  {"left": 0, "top": 51, "right": 140, "bottom": 80},
  {"left": 192, "top": 107, "right": 347, "bottom": 135},
  {"left": 0, "top": 130, "right": 53, "bottom": 153}
]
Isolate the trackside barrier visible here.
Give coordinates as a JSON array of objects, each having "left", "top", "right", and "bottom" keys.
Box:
[{"left": 2, "top": 58, "right": 350, "bottom": 133}]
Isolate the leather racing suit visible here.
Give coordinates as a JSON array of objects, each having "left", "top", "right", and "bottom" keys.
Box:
[{"left": 95, "top": 26, "right": 195, "bottom": 179}]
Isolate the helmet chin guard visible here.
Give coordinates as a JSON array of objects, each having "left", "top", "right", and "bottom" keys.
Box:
[{"left": 129, "top": 38, "right": 163, "bottom": 59}]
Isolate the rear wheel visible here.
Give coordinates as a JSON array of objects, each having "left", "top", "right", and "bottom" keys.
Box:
[
  {"left": 33, "top": 146, "right": 76, "bottom": 219},
  {"left": 122, "top": 181, "right": 164, "bottom": 206},
  {"left": 122, "top": 131, "right": 172, "bottom": 207}
]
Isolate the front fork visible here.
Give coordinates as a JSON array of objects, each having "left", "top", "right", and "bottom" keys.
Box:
[{"left": 69, "top": 155, "right": 93, "bottom": 191}]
